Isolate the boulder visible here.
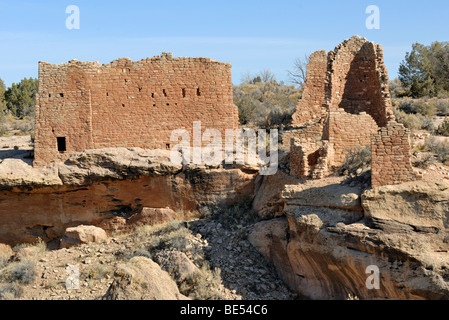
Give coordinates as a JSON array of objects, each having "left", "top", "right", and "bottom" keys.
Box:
[
  {"left": 248, "top": 217, "right": 289, "bottom": 261},
  {"left": 248, "top": 218, "right": 295, "bottom": 289},
  {"left": 60, "top": 225, "right": 108, "bottom": 248},
  {"left": 362, "top": 180, "right": 449, "bottom": 233},
  {"left": 252, "top": 171, "right": 300, "bottom": 219},
  {"left": 155, "top": 250, "right": 198, "bottom": 284},
  {"left": 282, "top": 182, "right": 363, "bottom": 211},
  {"left": 103, "top": 256, "right": 189, "bottom": 300}
]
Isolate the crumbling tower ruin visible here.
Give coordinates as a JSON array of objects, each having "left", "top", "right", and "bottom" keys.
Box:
[
  {"left": 34, "top": 53, "right": 239, "bottom": 166},
  {"left": 287, "top": 36, "right": 417, "bottom": 187}
]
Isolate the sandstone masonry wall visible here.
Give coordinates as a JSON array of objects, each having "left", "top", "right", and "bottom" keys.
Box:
[
  {"left": 326, "top": 37, "right": 394, "bottom": 127},
  {"left": 34, "top": 53, "right": 239, "bottom": 166},
  {"left": 290, "top": 139, "right": 334, "bottom": 179},
  {"left": 285, "top": 36, "right": 414, "bottom": 186},
  {"left": 291, "top": 51, "right": 327, "bottom": 126},
  {"left": 371, "top": 122, "right": 418, "bottom": 188},
  {"left": 324, "top": 110, "right": 379, "bottom": 164},
  {"left": 281, "top": 122, "right": 324, "bottom": 149}
]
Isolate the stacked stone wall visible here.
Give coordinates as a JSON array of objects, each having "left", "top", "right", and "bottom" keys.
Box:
[
  {"left": 371, "top": 122, "right": 418, "bottom": 187},
  {"left": 34, "top": 53, "right": 238, "bottom": 166},
  {"left": 325, "top": 110, "right": 379, "bottom": 164},
  {"left": 291, "top": 51, "right": 328, "bottom": 126}
]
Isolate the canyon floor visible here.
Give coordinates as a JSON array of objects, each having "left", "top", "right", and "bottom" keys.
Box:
[{"left": 1, "top": 214, "right": 296, "bottom": 301}]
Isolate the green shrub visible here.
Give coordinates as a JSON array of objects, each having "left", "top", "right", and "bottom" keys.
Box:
[
  {"left": 13, "top": 238, "right": 47, "bottom": 256},
  {"left": 339, "top": 146, "right": 372, "bottom": 177},
  {"left": 179, "top": 263, "right": 225, "bottom": 300},
  {"left": 423, "top": 137, "right": 449, "bottom": 164},
  {"left": 412, "top": 153, "right": 436, "bottom": 169},
  {"left": 0, "top": 283, "right": 23, "bottom": 300},
  {"left": 394, "top": 109, "right": 434, "bottom": 131},
  {"left": 233, "top": 74, "right": 301, "bottom": 128},
  {"left": 258, "top": 109, "right": 295, "bottom": 129},
  {"left": 436, "top": 118, "right": 449, "bottom": 136},
  {"left": 398, "top": 99, "right": 436, "bottom": 117},
  {"left": 129, "top": 220, "right": 203, "bottom": 263},
  {"left": 210, "top": 197, "right": 260, "bottom": 231},
  {"left": 435, "top": 99, "right": 449, "bottom": 115},
  {"left": 0, "top": 259, "right": 36, "bottom": 285},
  {"left": 81, "top": 263, "right": 114, "bottom": 281}
]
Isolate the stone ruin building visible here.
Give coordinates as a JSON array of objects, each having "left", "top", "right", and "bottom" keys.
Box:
[
  {"left": 285, "top": 36, "right": 418, "bottom": 187},
  {"left": 33, "top": 37, "right": 417, "bottom": 188},
  {"left": 33, "top": 52, "right": 238, "bottom": 166}
]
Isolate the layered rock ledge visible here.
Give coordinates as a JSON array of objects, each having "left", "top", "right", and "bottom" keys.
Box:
[
  {"left": 249, "top": 178, "right": 449, "bottom": 300},
  {"left": 0, "top": 147, "right": 259, "bottom": 245}
]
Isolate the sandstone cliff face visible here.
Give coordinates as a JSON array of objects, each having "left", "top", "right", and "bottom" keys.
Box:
[
  {"left": 249, "top": 179, "right": 449, "bottom": 300},
  {"left": 0, "top": 148, "right": 259, "bottom": 245},
  {"left": 362, "top": 181, "right": 449, "bottom": 233}
]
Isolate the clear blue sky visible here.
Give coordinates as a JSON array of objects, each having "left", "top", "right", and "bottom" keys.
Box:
[{"left": 0, "top": 0, "right": 448, "bottom": 87}]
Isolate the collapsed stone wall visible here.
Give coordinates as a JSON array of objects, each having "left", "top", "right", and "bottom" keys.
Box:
[
  {"left": 290, "top": 139, "right": 334, "bottom": 180},
  {"left": 287, "top": 36, "right": 415, "bottom": 187},
  {"left": 34, "top": 53, "right": 239, "bottom": 166}
]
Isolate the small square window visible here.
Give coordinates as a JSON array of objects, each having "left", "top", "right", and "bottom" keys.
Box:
[{"left": 57, "top": 137, "right": 66, "bottom": 152}]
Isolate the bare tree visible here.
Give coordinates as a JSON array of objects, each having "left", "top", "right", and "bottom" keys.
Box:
[
  {"left": 240, "top": 71, "right": 254, "bottom": 84},
  {"left": 257, "top": 69, "right": 276, "bottom": 83},
  {"left": 288, "top": 54, "right": 310, "bottom": 88}
]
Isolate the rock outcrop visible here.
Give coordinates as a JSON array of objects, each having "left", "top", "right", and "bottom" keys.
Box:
[
  {"left": 103, "top": 256, "right": 189, "bottom": 300},
  {"left": 60, "top": 225, "right": 108, "bottom": 248},
  {"left": 155, "top": 250, "right": 199, "bottom": 284},
  {"left": 249, "top": 179, "right": 449, "bottom": 300},
  {"left": 362, "top": 181, "right": 449, "bottom": 233},
  {"left": 0, "top": 147, "right": 259, "bottom": 245}
]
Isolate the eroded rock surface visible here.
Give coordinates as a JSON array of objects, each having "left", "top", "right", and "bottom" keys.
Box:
[
  {"left": 0, "top": 147, "right": 259, "bottom": 245},
  {"left": 249, "top": 179, "right": 449, "bottom": 300},
  {"left": 103, "top": 256, "right": 189, "bottom": 300}
]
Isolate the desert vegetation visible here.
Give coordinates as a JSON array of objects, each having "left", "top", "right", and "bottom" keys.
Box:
[
  {"left": 233, "top": 70, "right": 302, "bottom": 129},
  {"left": 0, "top": 77, "right": 37, "bottom": 137},
  {"left": 0, "top": 239, "right": 46, "bottom": 300}
]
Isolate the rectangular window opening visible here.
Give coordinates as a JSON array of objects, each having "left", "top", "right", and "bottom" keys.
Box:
[
  {"left": 57, "top": 137, "right": 66, "bottom": 152},
  {"left": 197, "top": 88, "right": 201, "bottom": 96},
  {"left": 163, "top": 89, "right": 167, "bottom": 97},
  {"left": 182, "top": 88, "right": 186, "bottom": 98}
]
